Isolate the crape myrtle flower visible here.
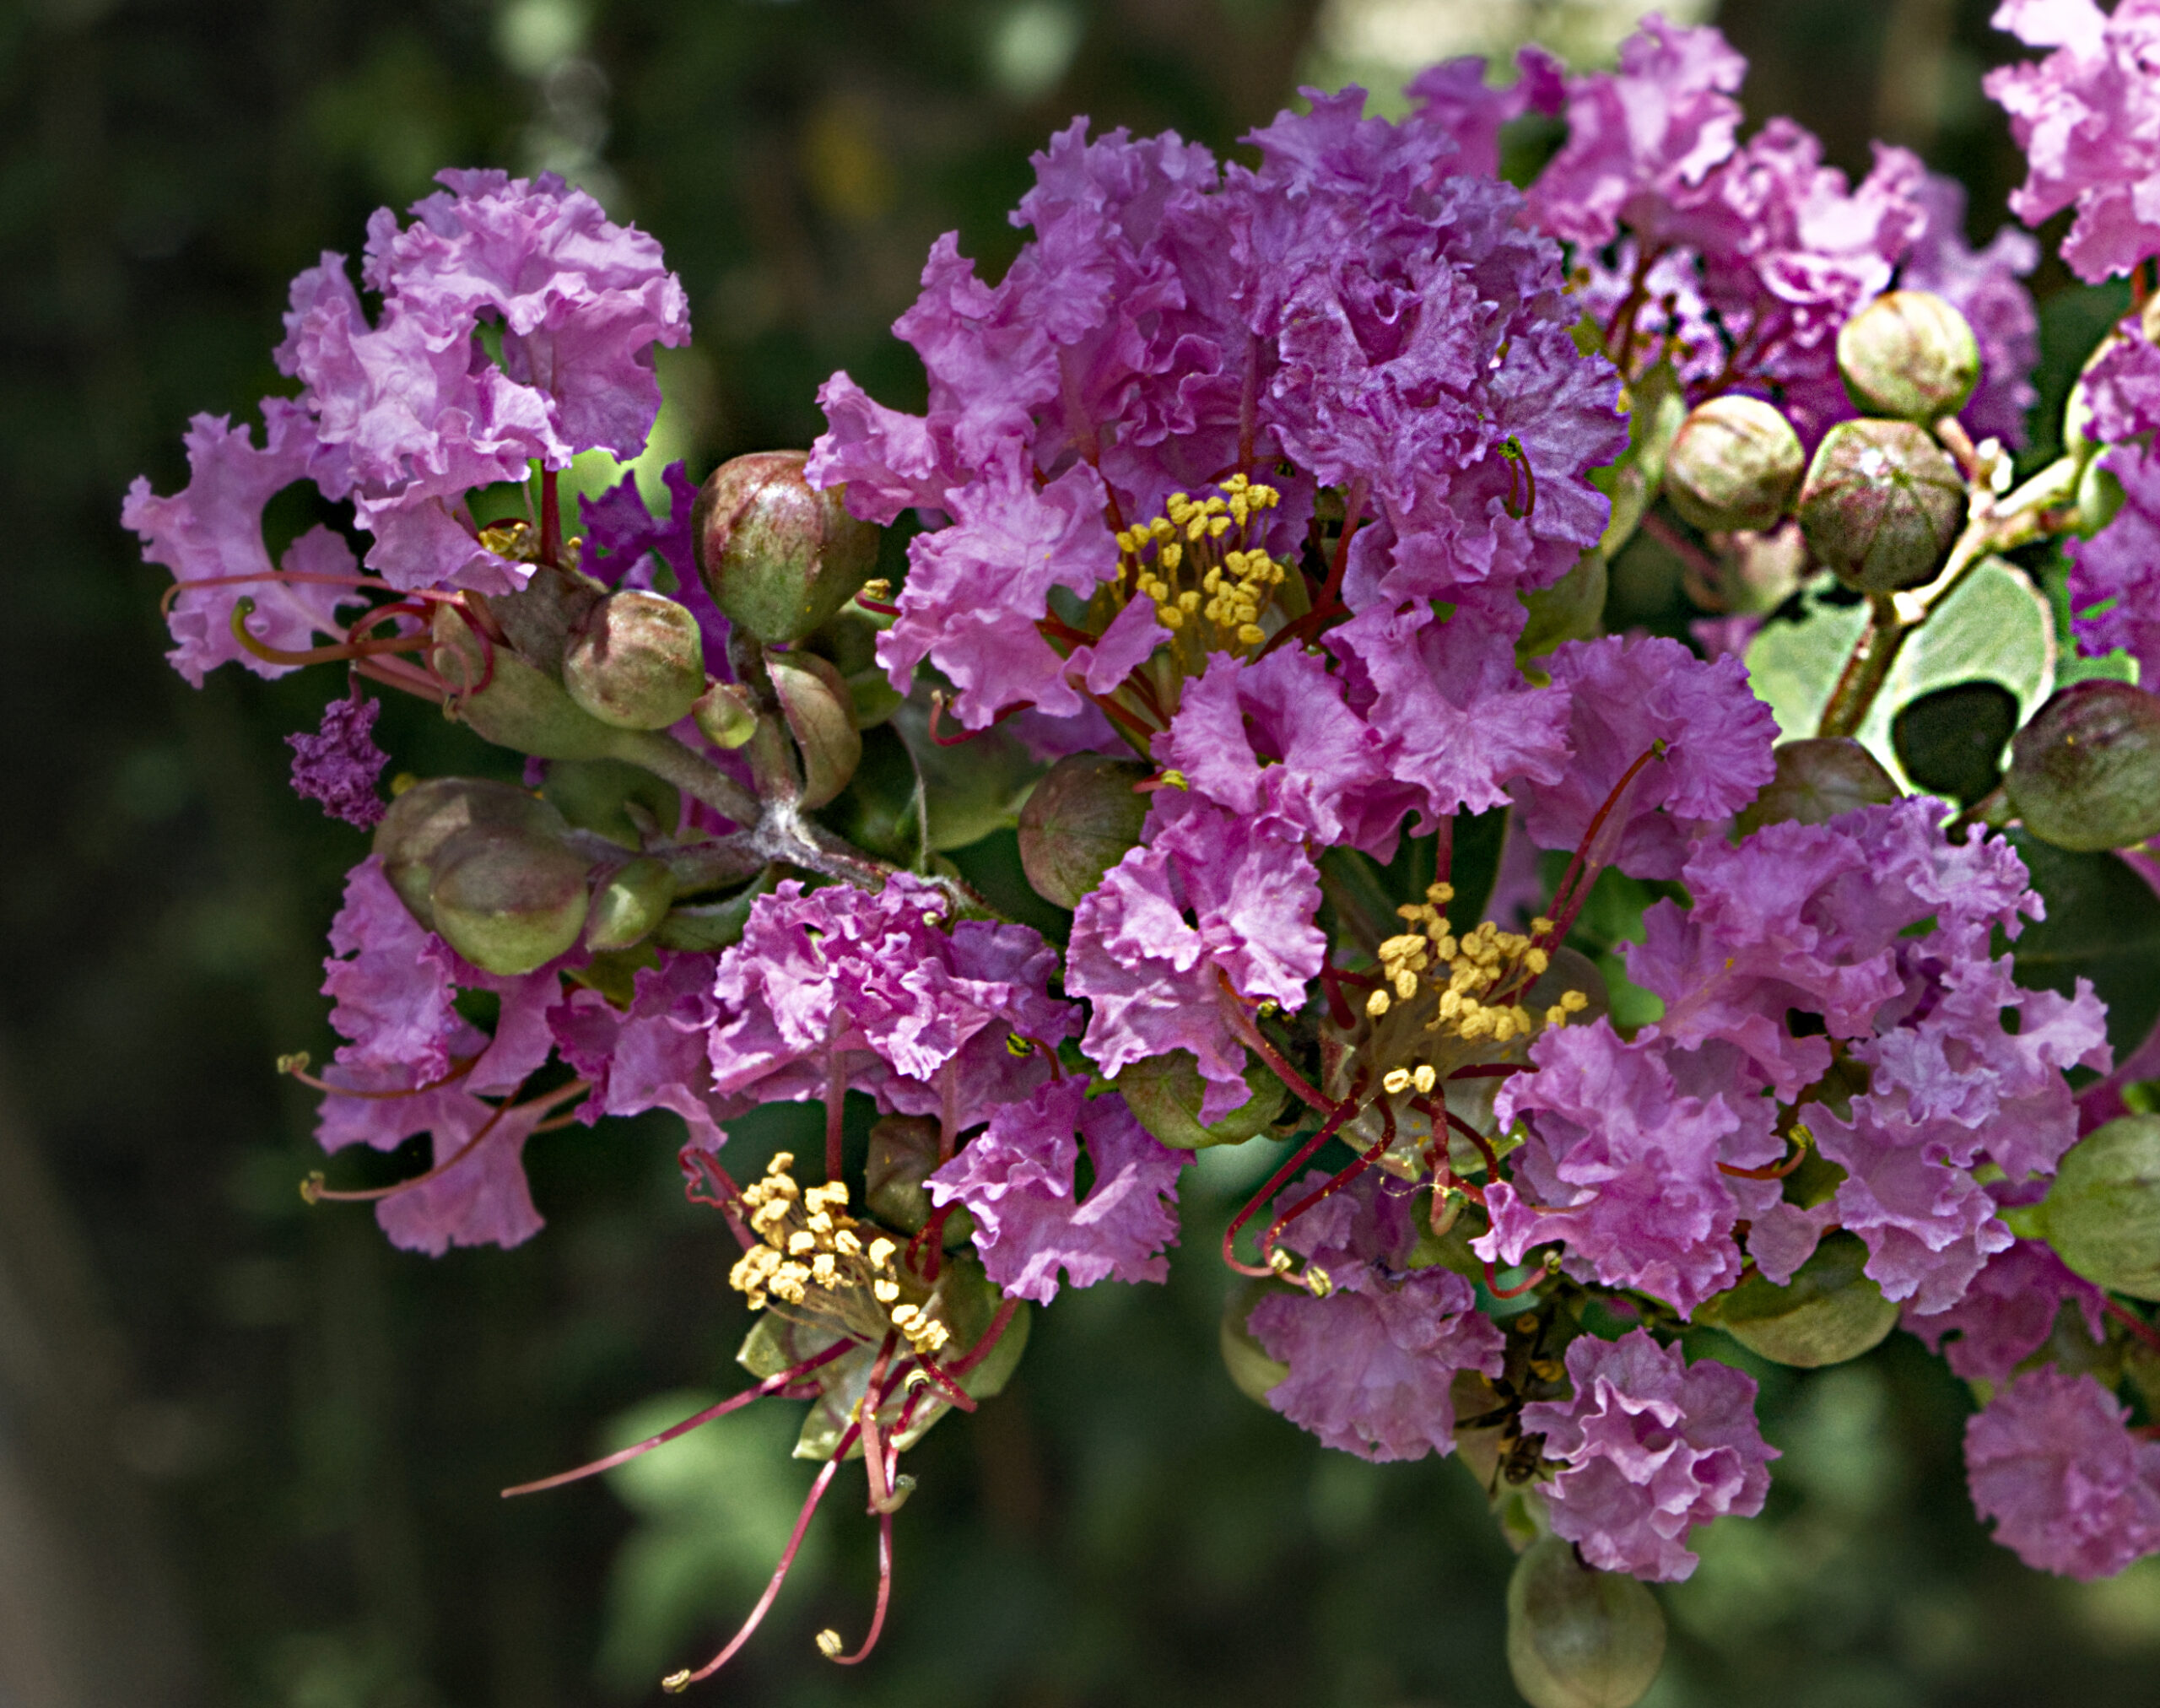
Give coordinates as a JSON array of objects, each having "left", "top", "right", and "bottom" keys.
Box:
[
  {"left": 926, "top": 1077, "right": 1185, "bottom": 1304},
  {"left": 706, "top": 873, "right": 1075, "bottom": 1132},
  {"left": 287, "top": 691, "right": 391, "bottom": 829},
  {"left": 1904, "top": 1234, "right": 2109, "bottom": 1382},
  {"left": 1986, "top": 0, "right": 2160, "bottom": 285},
  {"left": 1624, "top": 798, "right": 2109, "bottom": 1311},
  {"left": 2068, "top": 442, "right": 2160, "bottom": 678},
  {"left": 1520, "top": 1328, "right": 1776, "bottom": 1581},
  {"left": 1965, "top": 1365, "right": 2160, "bottom": 1579},
  {"left": 1245, "top": 1169, "right": 1505, "bottom": 1462}
]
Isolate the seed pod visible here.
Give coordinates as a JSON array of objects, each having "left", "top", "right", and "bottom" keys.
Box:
[
  {"left": 1219, "top": 1278, "right": 1293, "bottom": 1407},
  {"left": 1737, "top": 738, "right": 1902, "bottom": 834},
  {"left": 373, "top": 777, "right": 569, "bottom": 929},
  {"left": 766, "top": 651, "right": 862, "bottom": 809},
  {"left": 1697, "top": 1232, "right": 1898, "bottom": 1367},
  {"left": 693, "top": 451, "right": 880, "bottom": 645},
  {"left": 1837, "top": 289, "right": 1981, "bottom": 422},
  {"left": 430, "top": 603, "right": 627, "bottom": 760},
  {"left": 1110, "top": 1050, "right": 1287, "bottom": 1150},
  {"left": 2038, "top": 1115, "right": 2160, "bottom": 1300},
  {"left": 427, "top": 824, "right": 591, "bottom": 975},
  {"left": 1018, "top": 754, "right": 1153, "bottom": 909},
  {"left": 2006, "top": 680, "right": 2160, "bottom": 852},
  {"left": 1507, "top": 1536, "right": 1666, "bottom": 1708},
  {"left": 563, "top": 591, "right": 707, "bottom": 731},
  {"left": 1797, "top": 419, "right": 1968, "bottom": 593},
  {"left": 1664, "top": 396, "right": 1806, "bottom": 534},
  {"left": 585, "top": 856, "right": 678, "bottom": 954}
]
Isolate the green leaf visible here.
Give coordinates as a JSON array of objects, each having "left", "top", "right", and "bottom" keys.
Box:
[
  {"left": 2001, "top": 829, "right": 2160, "bottom": 1060},
  {"left": 1745, "top": 556, "right": 2055, "bottom": 792},
  {"left": 1890, "top": 680, "right": 2017, "bottom": 806}
]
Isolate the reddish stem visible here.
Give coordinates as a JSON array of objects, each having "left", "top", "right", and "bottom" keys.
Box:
[
  {"left": 539, "top": 468, "right": 563, "bottom": 568},
  {"left": 942, "top": 1295, "right": 1022, "bottom": 1381},
  {"left": 1483, "top": 1256, "right": 1550, "bottom": 1300},
  {"left": 826, "top": 1509, "right": 896, "bottom": 1665},
  {"left": 2105, "top": 1297, "right": 2160, "bottom": 1357},
  {"left": 1256, "top": 1103, "right": 1396, "bottom": 1262},
  {"left": 1221, "top": 1099, "right": 1355, "bottom": 1278}
]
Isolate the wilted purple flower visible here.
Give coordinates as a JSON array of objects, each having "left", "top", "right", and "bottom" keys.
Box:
[
  {"left": 1905, "top": 1235, "right": 2108, "bottom": 1382},
  {"left": 708, "top": 873, "right": 1075, "bottom": 1132},
  {"left": 287, "top": 693, "right": 390, "bottom": 828},
  {"left": 1066, "top": 795, "right": 1324, "bottom": 1122},
  {"left": 1477, "top": 1020, "right": 1783, "bottom": 1316},
  {"left": 121, "top": 403, "right": 362, "bottom": 685},
  {"left": 1521, "top": 1329, "right": 1775, "bottom": 1582},
  {"left": 1245, "top": 1170, "right": 1505, "bottom": 1462},
  {"left": 927, "top": 1078, "right": 1185, "bottom": 1304},
  {"left": 1966, "top": 1365, "right": 2160, "bottom": 1579},
  {"left": 1986, "top": 0, "right": 2160, "bottom": 284},
  {"left": 1510, "top": 634, "right": 1778, "bottom": 879}
]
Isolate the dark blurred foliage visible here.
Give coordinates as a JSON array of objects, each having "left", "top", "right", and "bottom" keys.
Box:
[{"left": 3, "top": 2, "right": 2158, "bottom": 1705}]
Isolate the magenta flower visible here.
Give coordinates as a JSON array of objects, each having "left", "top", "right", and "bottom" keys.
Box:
[
  {"left": 287, "top": 694, "right": 390, "bottom": 828},
  {"left": 1245, "top": 1170, "right": 1505, "bottom": 1462},
  {"left": 926, "top": 1078, "right": 1185, "bottom": 1304},
  {"left": 1905, "top": 1235, "right": 2108, "bottom": 1382},
  {"left": 553, "top": 950, "right": 733, "bottom": 1152},
  {"left": 2070, "top": 443, "right": 2160, "bottom": 678},
  {"left": 1986, "top": 0, "right": 2160, "bottom": 284},
  {"left": 1521, "top": 1330, "right": 1775, "bottom": 1582},
  {"left": 1966, "top": 1366, "right": 2160, "bottom": 1579}
]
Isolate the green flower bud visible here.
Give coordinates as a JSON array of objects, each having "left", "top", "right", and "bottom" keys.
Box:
[
  {"left": 690, "top": 681, "right": 759, "bottom": 750},
  {"left": 2006, "top": 680, "right": 2160, "bottom": 852},
  {"left": 1664, "top": 396, "right": 1806, "bottom": 533},
  {"left": 540, "top": 757, "right": 681, "bottom": 850},
  {"left": 693, "top": 451, "right": 880, "bottom": 645},
  {"left": 2074, "top": 450, "right": 2125, "bottom": 538},
  {"left": 1737, "top": 738, "right": 1902, "bottom": 834},
  {"left": 585, "top": 856, "right": 677, "bottom": 954},
  {"left": 1018, "top": 753, "right": 1153, "bottom": 909},
  {"left": 766, "top": 651, "right": 862, "bottom": 809},
  {"left": 563, "top": 591, "right": 707, "bottom": 731},
  {"left": 1697, "top": 1231, "right": 1898, "bottom": 1367},
  {"left": 1506, "top": 1535, "right": 1667, "bottom": 1708},
  {"left": 2038, "top": 1114, "right": 2160, "bottom": 1300},
  {"left": 1219, "top": 1277, "right": 1293, "bottom": 1407},
  {"left": 1797, "top": 419, "right": 1968, "bottom": 593},
  {"left": 373, "top": 777, "right": 569, "bottom": 929},
  {"left": 1109, "top": 1049, "right": 1287, "bottom": 1149},
  {"left": 430, "top": 603, "right": 628, "bottom": 760},
  {"left": 427, "top": 824, "right": 591, "bottom": 975},
  {"left": 1836, "top": 289, "right": 1981, "bottom": 422}
]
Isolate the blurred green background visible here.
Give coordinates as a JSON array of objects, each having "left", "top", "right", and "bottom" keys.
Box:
[{"left": 4, "top": 1, "right": 2158, "bottom": 1704}]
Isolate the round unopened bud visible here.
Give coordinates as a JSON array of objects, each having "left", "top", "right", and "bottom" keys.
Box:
[
  {"left": 430, "top": 603, "right": 625, "bottom": 760},
  {"left": 1698, "top": 1231, "right": 1897, "bottom": 1367},
  {"left": 1737, "top": 738, "right": 1901, "bottom": 834},
  {"left": 373, "top": 778, "right": 569, "bottom": 929},
  {"left": 585, "top": 857, "right": 678, "bottom": 954},
  {"left": 1837, "top": 289, "right": 1981, "bottom": 421},
  {"left": 1797, "top": 419, "right": 1968, "bottom": 593},
  {"left": 766, "top": 651, "right": 862, "bottom": 809},
  {"left": 2006, "top": 680, "right": 2160, "bottom": 852},
  {"left": 691, "top": 681, "right": 759, "bottom": 749},
  {"left": 693, "top": 451, "right": 879, "bottom": 645},
  {"left": 1018, "top": 754, "right": 1153, "bottom": 909},
  {"left": 2038, "top": 1114, "right": 2160, "bottom": 1300},
  {"left": 428, "top": 825, "right": 590, "bottom": 975},
  {"left": 1664, "top": 396, "right": 1806, "bottom": 533},
  {"left": 563, "top": 591, "right": 706, "bottom": 730},
  {"left": 1506, "top": 1535, "right": 1666, "bottom": 1708}
]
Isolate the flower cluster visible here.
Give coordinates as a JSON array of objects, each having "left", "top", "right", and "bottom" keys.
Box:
[{"left": 125, "top": 13, "right": 2160, "bottom": 1700}]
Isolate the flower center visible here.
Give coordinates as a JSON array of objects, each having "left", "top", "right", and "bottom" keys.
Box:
[{"left": 1110, "top": 474, "right": 1291, "bottom": 657}]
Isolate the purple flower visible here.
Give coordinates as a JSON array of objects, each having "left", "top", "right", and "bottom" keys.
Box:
[
  {"left": 707, "top": 873, "right": 1076, "bottom": 1132},
  {"left": 1066, "top": 794, "right": 1323, "bottom": 1122},
  {"left": 553, "top": 950, "right": 732, "bottom": 1151},
  {"left": 579, "top": 460, "right": 731, "bottom": 676},
  {"left": 1966, "top": 1366, "right": 2160, "bottom": 1579},
  {"left": 121, "top": 403, "right": 361, "bottom": 685},
  {"left": 287, "top": 694, "right": 390, "bottom": 828},
  {"left": 2070, "top": 442, "right": 2160, "bottom": 678},
  {"left": 315, "top": 857, "right": 570, "bottom": 1253},
  {"left": 926, "top": 1078, "right": 1185, "bottom": 1304},
  {"left": 1402, "top": 49, "right": 1564, "bottom": 179},
  {"left": 1905, "top": 1236, "right": 2108, "bottom": 1382},
  {"left": 1521, "top": 1330, "right": 1776, "bottom": 1582},
  {"left": 1986, "top": 0, "right": 2160, "bottom": 284},
  {"left": 1475, "top": 1020, "right": 1784, "bottom": 1316},
  {"left": 1511, "top": 634, "right": 1778, "bottom": 878},
  {"left": 1245, "top": 1170, "right": 1505, "bottom": 1462}
]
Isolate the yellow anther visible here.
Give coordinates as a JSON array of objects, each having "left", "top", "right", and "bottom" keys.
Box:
[
  {"left": 1524, "top": 947, "right": 1550, "bottom": 975},
  {"left": 1382, "top": 1068, "right": 1412, "bottom": 1095},
  {"left": 1366, "top": 987, "right": 1392, "bottom": 1018},
  {"left": 1560, "top": 990, "right": 1590, "bottom": 1013},
  {"left": 1546, "top": 1004, "right": 1569, "bottom": 1027},
  {"left": 1157, "top": 605, "right": 1185, "bottom": 630},
  {"left": 1236, "top": 623, "right": 1265, "bottom": 645},
  {"left": 873, "top": 1278, "right": 900, "bottom": 1304},
  {"left": 1393, "top": 969, "right": 1420, "bottom": 1001},
  {"left": 1160, "top": 541, "right": 1183, "bottom": 570},
  {"left": 890, "top": 1303, "right": 921, "bottom": 1327},
  {"left": 1412, "top": 1064, "right": 1438, "bottom": 1095},
  {"left": 1530, "top": 916, "right": 1553, "bottom": 937},
  {"left": 1492, "top": 1013, "right": 1517, "bottom": 1043},
  {"left": 1178, "top": 589, "right": 1201, "bottom": 613},
  {"left": 867, "top": 1237, "right": 897, "bottom": 1267},
  {"left": 1207, "top": 514, "right": 1232, "bottom": 538},
  {"left": 817, "top": 1630, "right": 845, "bottom": 1660},
  {"left": 786, "top": 1230, "right": 816, "bottom": 1256},
  {"left": 811, "top": 1253, "right": 837, "bottom": 1286}
]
